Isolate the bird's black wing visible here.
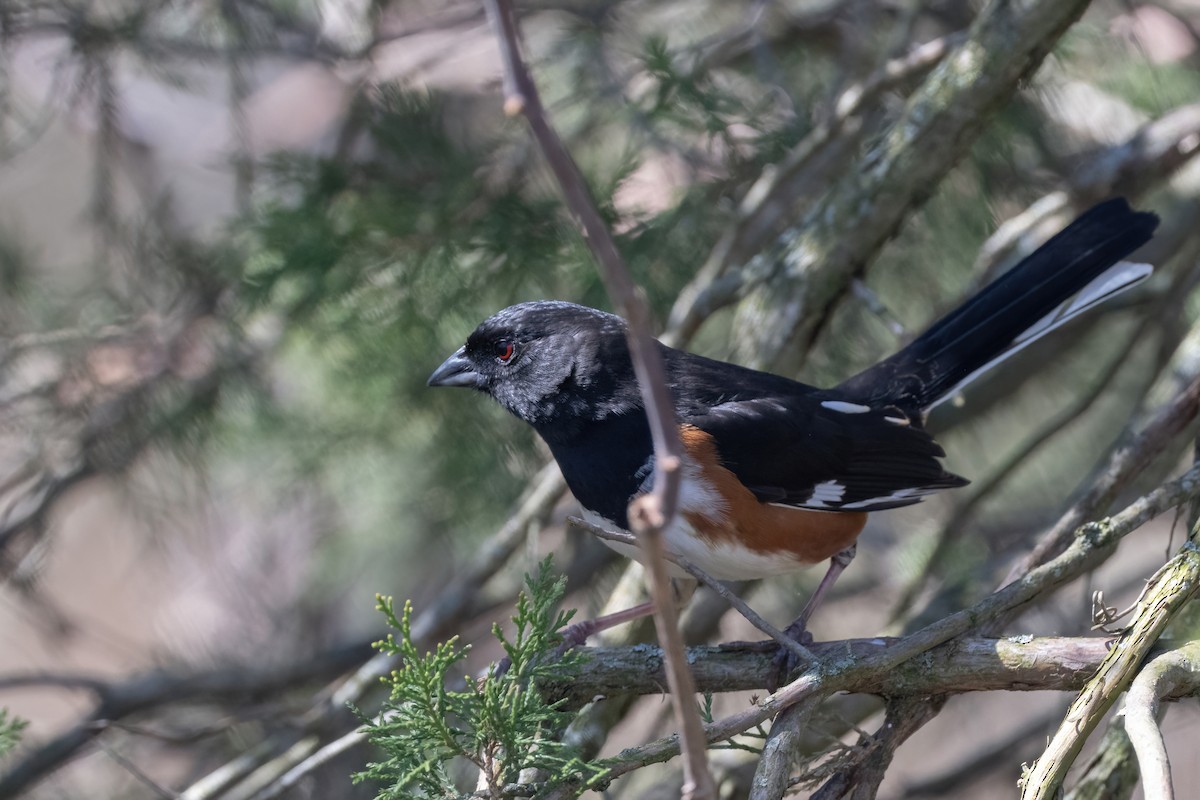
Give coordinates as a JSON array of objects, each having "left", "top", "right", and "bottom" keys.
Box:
[{"left": 666, "top": 349, "right": 966, "bottom": 512}]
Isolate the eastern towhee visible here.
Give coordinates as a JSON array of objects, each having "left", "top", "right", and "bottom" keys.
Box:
[{"left": 428, "top": 198, "right": 1158, "bottom": 652}]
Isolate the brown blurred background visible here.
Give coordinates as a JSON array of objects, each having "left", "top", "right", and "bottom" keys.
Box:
[{"left": 2, "top": 0, "right": 1200, "bottom": 797}]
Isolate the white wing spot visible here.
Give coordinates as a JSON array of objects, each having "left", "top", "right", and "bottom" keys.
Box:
[
  {"left": 884, "top": 415, "right": 910, "bottom": 426},
  {"left": 840, "top": 486, "right": 941, "bottom": 510},
  {"left": 821, "top": 400, "right": 871, "bottom": 414},
  {"left": 805, "top": 480, "right": 846, "bottom": 508}
]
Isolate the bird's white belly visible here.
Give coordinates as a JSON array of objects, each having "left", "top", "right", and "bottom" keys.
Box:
[{"left": 580, "top": 509, "right": 808, "bottom": 581}]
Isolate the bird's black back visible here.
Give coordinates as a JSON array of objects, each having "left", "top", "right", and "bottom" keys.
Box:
[{"left": 436, "top": 199, "right": 1158, "bottom": 522}]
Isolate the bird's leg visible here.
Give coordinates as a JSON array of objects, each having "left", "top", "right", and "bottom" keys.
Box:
[
  {"left": 771, "top": 544, "right": 857, "bottom": 687},
  {"left": 559, "top": 576, "right": 696, "bottom": 648},
  {"left": 490, "top": 603, "right": 655, "bottom": 679},
  {"left": 787, "top": 543, "right": 857, "bottom": 641},
  {"left": 492, "top": 578, "right": 695, "bottom": 677},
  {"left": 558, "top": 601, "right": 656, "bottom": 648}
]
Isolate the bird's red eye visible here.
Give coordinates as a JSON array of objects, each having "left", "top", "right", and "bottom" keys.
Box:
[{"left": 495, "top": 340, "right": 516, "bottom": 364}]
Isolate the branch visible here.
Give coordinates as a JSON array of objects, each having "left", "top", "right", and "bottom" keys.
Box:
[
  {"left": 248, "top": 726, "right": 367, "bottom": 800},
  {"left": 811, "top": 696, "right": 940, "bottom": 800},
  {"left": 540, "top": 637, "right": 1186, "bottom": 707},
  {"left": 972, "top": 102, "right": 1200, "bottom": 288},
  {"left": 1072, "top": 102, "right": 1200, "bottom": 202},
  {"left": 1122, "top": 641, "right": 1200, "bottom": 800},
  {"left": 1063, "top": 715, "right": 1139, "bottom": 800},
  {"left": 750, "top": 697, "right": 823, "bottom": 800},
  {"left": 1020, "top": 522, "right": 1200, "bottom": 799},
  {"left": 662, "top": 29, "right": 965, "bottom": 348},
  {"left": 544, "top": 460, "right": 1200, "bottom": 791},
  {"left": 0, "top": 642, "right": 375, "bottom": 798},
  {"left": 481, "top": 0, "right": 712, "bottom": 795},
  {"left": 730, "top": 0, "right": 1095, "bottom": 370},
  {"left": 1003, "top": 374, "right": 1200, "bottom": 586}
]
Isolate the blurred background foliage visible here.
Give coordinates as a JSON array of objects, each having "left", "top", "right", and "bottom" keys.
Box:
[{"left": 2, "top": 0, "right": 1200, "bottom": 797}]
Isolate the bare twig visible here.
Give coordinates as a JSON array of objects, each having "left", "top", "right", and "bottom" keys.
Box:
[
  {"left": 94, "top": 739, "right": 179, "bottom": 800},
  {"left": 972, "top": 103, "right": 1200, "bottom": 288},
  {"left": 663, "top": 30, "right": 964, "bottom": 349},
  {"left": 1020, "top": 522, "right": 1200, "bottom": 799},
  {"left": 1072, "top": 102, "right": 1200, "bottom": 201},
  {"left": 544, "top": 460, "right": 1200, "bottom": 791},
  {"left": 0, "top": 642, "right": 374, "bottom": 797},
  {"left": 1122, "top": 641, "right": 1200, "bottom": 800},
  {"left": 248, "top": 727, "right": 368, "bottom": 800},
  {"left": 1003, "top": 375, "right": 1200, "bottom": 587},
  {"left": 731, "top": 0, "right": 1095, "bottom": 371},
  {"left": 811, "top": 696, "right": 940, "bottom": 800},
  {"left": 481, "top": 0, "right": 712, "bottom": 795},
  {"left": 175, "top": 740, "right": 286, "bottom": 800}
]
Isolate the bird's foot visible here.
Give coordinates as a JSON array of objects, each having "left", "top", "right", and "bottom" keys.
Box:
[
  {"left": 555, "top": 618, "right": 605, "bottom": 655},
  {"left": 768, "top": 620, "right": 816, "bottom": 691},
  {"left": 719, "top": 639, "right": 777, "bottom": 653}
]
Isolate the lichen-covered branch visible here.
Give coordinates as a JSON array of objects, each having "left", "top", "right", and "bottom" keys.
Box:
[
  {"left": 1063, "top": 715, "right": 1140, "bottom": 800},
  {"left": 749, "top": 697, "right": 822, "bottom": 800},
  {"left": 662, "top": 29, "right": 966, "bottom": 349},
  {"left": 1004, "top": 375, "right": 1200, "bottom": 586},
  {"left": 539, "top": 637, "right": 1179, "bottom": 708},
  {"left": 731, "top": 0, "right": 1095, "bottom": 370},
  {"left": 1122, "top": 641, "right": 1200, "bottom": 800},
  {"left": 542, "top": 459, "right": 1200, "bottom": 792},
  {"left": 1020, "top": 524, "right": 1200, "bottom": 799}
]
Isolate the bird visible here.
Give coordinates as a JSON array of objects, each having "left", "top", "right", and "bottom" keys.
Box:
[{"left": 428, "top": 197, "right": 1158, "bottom": 659}]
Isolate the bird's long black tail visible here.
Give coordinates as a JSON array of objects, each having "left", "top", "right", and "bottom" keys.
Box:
[{"left": 837, "top": 198, "right": 1159, "bottom": 412}]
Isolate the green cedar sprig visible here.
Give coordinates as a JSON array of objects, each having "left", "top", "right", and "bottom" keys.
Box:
[
  {"left": 355, "top": 557, "right": 608, "bottom": 798},
  {"left": 0, "top": 709, "right": 26, "bottom": 759}
]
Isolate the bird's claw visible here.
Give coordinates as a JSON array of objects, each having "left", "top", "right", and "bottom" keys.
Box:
[{"left": 768, "top": 623, "right": 815, "bottom": 691}]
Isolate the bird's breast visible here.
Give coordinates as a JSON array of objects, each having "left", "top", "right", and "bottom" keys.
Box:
[{"left": 580, "top": 426, "right": 867, "bottom": 581}]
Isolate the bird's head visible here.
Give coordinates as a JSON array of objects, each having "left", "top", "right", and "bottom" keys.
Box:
[{"left": 428, "top": 301, "right": 641, "bottom": 433}]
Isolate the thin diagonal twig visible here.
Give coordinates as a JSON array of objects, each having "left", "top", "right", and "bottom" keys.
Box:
[
  {"left": 480, "top": 1, "right": 712, "bottom": 795},
  {"left": 1020, "top": 521, "right": 1200, "bottom": 799}
]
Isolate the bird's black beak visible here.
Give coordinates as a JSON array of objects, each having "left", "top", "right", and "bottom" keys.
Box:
[{"left": 428, "top": 347, "right": 482, "bottom": 388}]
